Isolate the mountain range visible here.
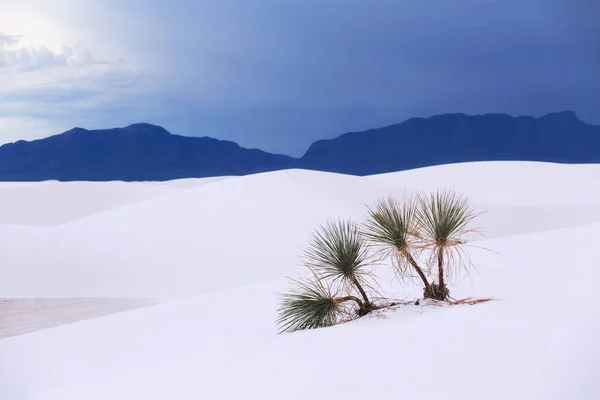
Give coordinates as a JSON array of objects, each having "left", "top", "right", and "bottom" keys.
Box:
[{"left": 0, "top": 111, "right": 598, "bottom": 181}]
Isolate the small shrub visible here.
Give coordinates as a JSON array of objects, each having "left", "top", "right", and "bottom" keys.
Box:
[
  {"left": 362, "top": 195, "right": 432, "bottom": 293},
  {"left": 276, "top": 189, "right": 482, "bottom": 333},
  {"left": 277, "top": 219, "right": 377, "bottom": 333},
  {"left": 415, "top": 188, "right": 479, "bottom": 300}
]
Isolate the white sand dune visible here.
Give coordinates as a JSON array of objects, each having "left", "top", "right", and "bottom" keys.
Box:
[
  {"left": 0, "top": 298, "right": 154, "bottom": 339},
  {"left": 0, "top": 161, "right": 599, "bottom": 399},
  {"left": 1, "top": 162, "right": 600, "bottom": 298},
  {"left": 0, "top": 176, "right": 234, "bottom": 227}
]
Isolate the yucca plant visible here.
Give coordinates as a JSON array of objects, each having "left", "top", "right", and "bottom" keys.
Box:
[
  {"left": 362, "top": 196, "right": 432, "bottom": 295},
  {"left": 415, "top": 188, "right": 478, "bottom": 300},
  {"left": 277, "top": 219, "right": 375, "bottom": 333},
  {"left": 304, "top": 219, "right": 373, "bottom": 308}
]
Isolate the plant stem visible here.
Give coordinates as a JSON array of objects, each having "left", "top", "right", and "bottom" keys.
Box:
[
  {"left": 437, "top": 249, "right": 445, "bottom": 289},
  {"left": 334, "top": 295, "right": 364, "bottom": 309},
  {"left": 403, "top": 249, "right": 431, "bottom": 288},
  {"left": 351, "top": 277, "right": 371, "bottom": 306}
]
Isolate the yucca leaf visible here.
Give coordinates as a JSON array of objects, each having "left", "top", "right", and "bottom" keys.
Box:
[
  {"left": 416, "top": 188, "right": 477, "bottom": 248},
  {"left": 415, "top": 188, "right": 479, "bottom": 289},
  {"left": 361, "top": 196, "right": 429, "bottom": 285},
  {"left": 303, "top": 219, "right": 371, "bottom": 287},
  {"left": 362, "top": 196, "right": 418, "bottom": 251},
  {"left": 276, "top": 276, "right": 340, "bottom": 333}
]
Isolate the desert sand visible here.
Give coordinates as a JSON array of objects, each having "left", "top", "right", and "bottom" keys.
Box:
[{"left": 1, "top": 162, "right": 599, "bottom": 400}]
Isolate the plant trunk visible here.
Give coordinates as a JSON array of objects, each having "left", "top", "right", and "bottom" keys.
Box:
[
  {"left": 403, "top": 250, "right": 430, "bottom": 289},
  {"left": 437, "top": 249, "right": 445, "bottom": 289},
  {"left": 336, "top": 293, "right": 371, "bottom": 317},
  {"left": 423, "top": 249, "right": 449, "bottom": 301},
  {"left": 422, "top": 249, "right": 450, "bottom": 301},
  {"left": 351, "top": 277, "right": 371, "bottom": 306},
  {"left": 335, "top": 295, "right": 364, "bottom": 309}
]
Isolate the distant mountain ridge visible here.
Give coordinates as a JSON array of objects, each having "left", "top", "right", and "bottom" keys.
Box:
[
  {"left": 0, "top": 111, "right": 598, "bottom": 181},
  {"left": 0, "top": 123, "right": 294, "bottom": 181},
  {"left": 299, "top": 111, "right": 600, "bottom": 175}
]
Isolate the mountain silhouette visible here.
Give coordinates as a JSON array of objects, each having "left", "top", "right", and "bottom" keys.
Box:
[
  {"left": 0, "top": 112, "right": 598, "bottom": 181},
  {"left": 299, "top": 111, "right": 600, "bottom": 175},
  {"left": 0, "top": 123, "right": 294, "bottom": 181}
]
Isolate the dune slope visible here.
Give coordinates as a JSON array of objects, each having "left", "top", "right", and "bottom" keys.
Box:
[{"left": 0, "top": 161, "right": 599, "bottom": 399}]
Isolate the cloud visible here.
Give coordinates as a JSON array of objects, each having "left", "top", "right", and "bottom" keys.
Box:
[
  {"left": 0, "top": 31, "right": 140, "bottom": 99},
  {"left": 0, "top": 28, "right": 151, "bottom": 146},
  {"left": 0, "top": 33, "right": 21, "bottom": 47},
  {"left": 0, "top": 33, "right": 113, "bottom": 71}
]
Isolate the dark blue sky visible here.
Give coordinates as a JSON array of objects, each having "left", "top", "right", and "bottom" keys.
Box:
[{"left": 1, "top": 0, "right": 598, "bottom": 156}]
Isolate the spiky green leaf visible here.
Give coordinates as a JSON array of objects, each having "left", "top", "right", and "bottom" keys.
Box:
[
  {"left": 416, "top": 188, "right": 477, "bottom": 248},
  {"left": 304, "top": 219, "right": 371, "bottom": 286},
  {"left": 276, "top": 277, "right": 339, "bottom": 333},
  {"left": 363, "top": 196, "right": 418, "bottom": 252}
]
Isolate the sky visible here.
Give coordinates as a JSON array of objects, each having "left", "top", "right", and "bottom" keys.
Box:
[{"left": 0, "top": 0, "right": 598, "bottom": 156}]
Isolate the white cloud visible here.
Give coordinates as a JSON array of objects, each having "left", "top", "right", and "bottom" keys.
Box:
[
  {"left": 0, "top": 1, "right": 153, "bottom": 133},
  {"left": 0, "top": 27, "right": 154, "bottom": 142},
  {"left": 0, "top": 33, "right": 21, "bottom": 47},
  {"left": 0, "top": 33, "right": 117, "bottom": 71}
]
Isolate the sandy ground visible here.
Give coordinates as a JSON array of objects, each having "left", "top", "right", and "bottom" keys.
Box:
[
  {"left": 2, "top": 163, "right": 600, "bottom": 342},
  {"left": 0, "top": 298, "right": 156, "bottom": 339}
]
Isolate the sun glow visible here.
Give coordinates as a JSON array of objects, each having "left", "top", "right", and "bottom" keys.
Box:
[{"left": 0, "top": 5, "right": 74, "bottom": 52}]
